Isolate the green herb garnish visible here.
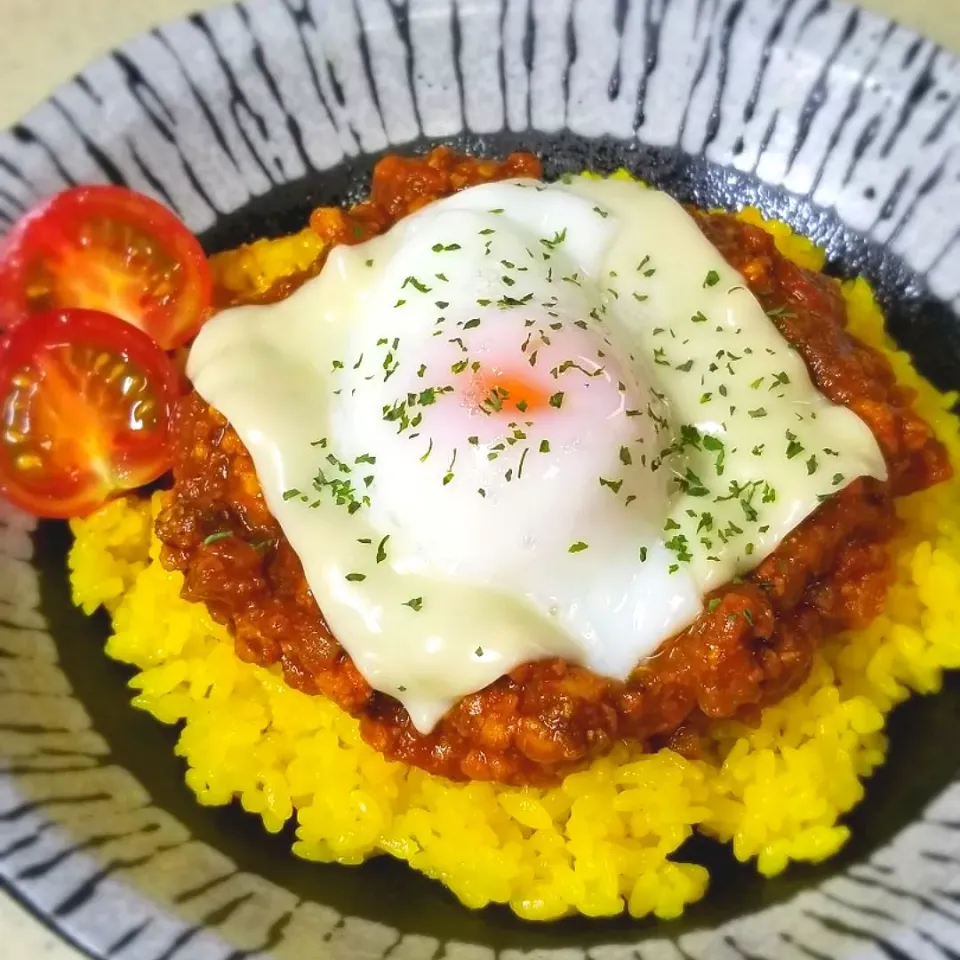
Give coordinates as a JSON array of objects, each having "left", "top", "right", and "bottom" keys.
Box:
[
  {"left": 402, "top": 275, "right": 431, "bottom": 293},
  {"left": 203, "top": 531, "right": 232, "bottom": 546}
]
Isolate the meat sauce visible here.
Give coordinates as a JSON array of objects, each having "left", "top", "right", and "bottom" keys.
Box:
[{"left": 156, "top": 147, "right": 952, "bottom": 786}]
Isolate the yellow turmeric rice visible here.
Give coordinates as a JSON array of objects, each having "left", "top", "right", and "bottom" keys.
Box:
[{"left": 66, "top": 196, "right": 960, "bottom": 922}]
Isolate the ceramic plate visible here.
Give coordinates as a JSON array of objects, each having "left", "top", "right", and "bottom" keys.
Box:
[{"left": 1, "top": 1, "right": 959, "bottom": 957}]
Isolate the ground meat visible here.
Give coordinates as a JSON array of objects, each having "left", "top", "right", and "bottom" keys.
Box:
[{"left": 155, "top": 148, "right": 952, "bottom": 786}]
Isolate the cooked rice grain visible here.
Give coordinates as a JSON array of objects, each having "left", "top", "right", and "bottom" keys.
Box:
[{"left": 68, "top": 212, "right": 960, "bottom": 922}]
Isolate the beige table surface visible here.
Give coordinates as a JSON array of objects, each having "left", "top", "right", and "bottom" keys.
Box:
[{"left": 1, "top": 0, "right": 959, "bottom": 956}]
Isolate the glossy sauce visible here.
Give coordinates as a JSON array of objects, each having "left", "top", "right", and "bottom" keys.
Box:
[
  {"left": 186, "top": 177, "right": 885, "bottom": 732},
  {"left": 156, "top": 148, "right": 951, "bottom": 785}
]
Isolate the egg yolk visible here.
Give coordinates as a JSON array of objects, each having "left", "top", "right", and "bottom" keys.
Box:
[{"left": 464, "top": 367, "right": 551, "bottom": 414}]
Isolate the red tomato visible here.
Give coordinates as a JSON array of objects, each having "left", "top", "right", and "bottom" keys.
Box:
[
  {"left": 0, "top": 185, "right": 212, "bottom": 350},
  {"left": 0, "top": 308, "right": 181, "bottom": 518}
]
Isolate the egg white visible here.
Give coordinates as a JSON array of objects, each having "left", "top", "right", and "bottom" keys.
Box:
[{"left": 187, "top": 176, "right": 886, "bottom": 732}]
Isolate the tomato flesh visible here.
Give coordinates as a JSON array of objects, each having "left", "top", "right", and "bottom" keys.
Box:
[
  {"left": 0, "top": 185, "right": 212, "bottom": 350},
  {"left": 0, "top": 309, "right": 180, "bottom": 518}
]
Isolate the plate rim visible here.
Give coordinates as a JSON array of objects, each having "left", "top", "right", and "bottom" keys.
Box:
[{"left": 1, "top": 1, "right": 959, "bottom": 958}]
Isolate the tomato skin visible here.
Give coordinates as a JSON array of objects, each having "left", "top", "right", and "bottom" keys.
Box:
[
  {"left": 0, "top": 185, "right": 212, "bottom": 350},
  {"left": 0, "top": 308, "right": 181, "bottom": 519}
]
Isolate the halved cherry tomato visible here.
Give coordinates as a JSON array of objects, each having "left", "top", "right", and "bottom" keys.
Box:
[
  {"left": 0, "top": 308, "right": 180, "bottom": 518},
  {"left": 0, "top": 185, "right": 212, "bottom": 349}
]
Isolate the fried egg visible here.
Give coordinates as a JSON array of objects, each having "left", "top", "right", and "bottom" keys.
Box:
[{"left": 188, "top": 176, "right": 886, "bottom": 732}]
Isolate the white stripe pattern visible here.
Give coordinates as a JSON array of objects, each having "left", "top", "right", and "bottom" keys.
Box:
[{"left": 1, "top": 0, "right": 959, "bottom": 957}]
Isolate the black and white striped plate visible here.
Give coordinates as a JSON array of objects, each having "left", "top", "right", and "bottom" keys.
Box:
[{"left": 1, "top": 1, "right": 959, "bottom": 957}]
